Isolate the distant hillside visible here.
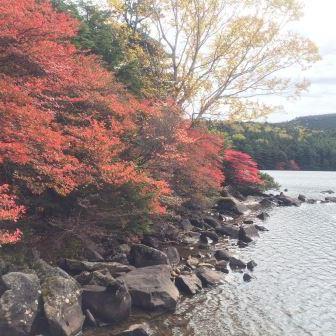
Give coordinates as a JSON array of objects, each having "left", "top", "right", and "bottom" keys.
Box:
[
  {"left": 210, "top": 118, "right": 336, "bottom": 171},
  {"left": 278, "top": 113, "right": 336, "bottom": 130}
]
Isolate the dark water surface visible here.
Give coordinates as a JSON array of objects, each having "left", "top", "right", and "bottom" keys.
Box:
[{"left": 90, "top": 171, "right": 336, "bottom": 336}]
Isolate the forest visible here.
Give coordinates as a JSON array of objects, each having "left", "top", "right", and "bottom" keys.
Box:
[
  {"left": 213, "top": 119, "right": 336, "bottom": 171},
  {"left": 0, "top": 0, "right": 319, "bottom": 248}
]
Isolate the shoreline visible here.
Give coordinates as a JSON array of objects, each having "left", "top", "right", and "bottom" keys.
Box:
[{"left": 1, "top": 189, "right": 335, "bottom": 336}]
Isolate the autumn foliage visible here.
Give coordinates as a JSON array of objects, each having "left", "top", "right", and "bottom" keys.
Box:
[
  {"left": 0, "top": 0, "right": 263, "bottom": 243},
  {"left": 223, "top": 150, "right": 263, "bottom": 187}
]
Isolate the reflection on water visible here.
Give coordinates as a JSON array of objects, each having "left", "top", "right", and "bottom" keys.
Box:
[{"left": 89, "top": 171, "right": 336, "bottom": 336}]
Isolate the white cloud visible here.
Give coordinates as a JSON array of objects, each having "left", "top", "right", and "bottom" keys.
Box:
[{"left": 266, "top": 0, "right": 336, "bottom": 122}]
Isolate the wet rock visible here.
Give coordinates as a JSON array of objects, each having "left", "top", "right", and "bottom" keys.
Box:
[
  {"left": 216, "top": 197, "right": 248, "bottom": 216},
  {"left": 175, "top": 274, "right": 202, "bottom": 296},
  {"left": 243, "top": 220, "right": 254, "bottom": 224},
  {"left": 325, "top": 197, "right": 336, "bottom": 203},
  {"left": 215, "top": 224, "right": 240, "bottom": 239},
  {"left": 214, "top": 249, "right": 231, "bottom": 261},
  {"left": 199, "top": 233, "right": 209, "bottom": 245},
  {"left": 298, "top": 194, "right": 306, "bottom": 202},
  {"left": 0, "top": 272, "right": 41, "bottom": 336},
  {"left": 215, "top": 260, "right": 229, "bottom": 274},
  {"left": 163, "top": 247, "right": 180, "bottom": 266},
  {"left": 196, "top": 267, "right": 222, "bottom": 287},
  {"left": 276, "top": 193, "right": 301, "bottom": 207},
  {"left": 37, "top": 262, "right": 85, "bottom": 336},
  {"left": 120, "top": 265, "right": 179, "bottom": 312},
  {"left": 130, "top": 244, "right": 169, "bottom": 268},
  {"left": 243, "top": 273, "right": 252, "bottom": 282},
  {"left": 239, "top": 225, "right": 260, "bottom": 243},
  {"left": 259, "top": 198, "right": 276, "bottom": 207},
  {"left": 117, "top": 322, "right": 152, "bottom": 336},
  {"left": 257, "top": 212, "right": 270, "bottom": 220},
  {"left": 61, "top": 259, "right": 135, "bottom": 278},
  {"left": 307, "top": 199, "right": 317, "bottom": 204},
  {"left": 229, "top": 257, "right": 246, "bottom": 270},
  {"left": 255, "top": 225, "right": 269, "bottom": 232},
  {"left": 82, "top": 279, "right": 131, "bottom": 324},
  {"left": 247, "top": 260, "right": 257, "bottom": 271}
]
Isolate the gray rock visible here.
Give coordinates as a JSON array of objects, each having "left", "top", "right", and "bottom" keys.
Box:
[
  {"left": 121, "top": 265, "right": 179, "bottom": 311},
  {"left": 130, "top": 244, "right": 169, "bottom": 268},
  {"left": 163, "top": 247, "right": 180, "bottom": 266},
  {"left": 257, "top": 212, "right": 270, "bottom": 220},
  {"left": 215, "top": 224, "right": 240, "bottom": 239},
  {"left": 142, "top": 235, "right": 160, "bottom": 249},
  {"left": 216, "top": 197, "right": 248, "bottom": 216},
  {"left": 229, "top": 257, "right": 246, "bottom": 270},
  {"left": 325, "top": 197, "right": 336, "bottom": 203},
  {"left": 276, "top": 194, "right": 301, "bottom": 207},
  {"left": 117, "top": 323, "right": 152, "bottom": 336},
  {"left": 0, "top": 272, "right": 41, "bottom": 336},
  {"left": 247, "top": 260, "right": 257, "bottom": 271},
  {"left": 239, "top": 225, "right": 260, "bottom": 243},
  {"left": 82, "top": 279, "right": 131, "bottom": 324},
  {"left": 307, "top": 199, "right": 317, "bottom": 204},
  {"left": 41, "top": 275, "right": 84, "bottom": 336},
  {"left": 298, "top": 194, "right": 306, "bottom": 202},
  {"left": 61, "top": 259, "right": 135, "bottom": 277},
  {"left": 175, "top": 274, "right": 202, "bottom": 296},
  {"left": 255, "top": 225, "right": 269, "bottom": 232},
  {"left": 196, "top": 267, "right": 222, "bottom": 287},
  {"left": 214, "top": 249, "right": 231, "bottom": 261},
  {"left": 215, "top": 260, "right": 229, "bottom": 274},
  {"left": 243, "top": 273, "right": 252, "bottom": 282}
]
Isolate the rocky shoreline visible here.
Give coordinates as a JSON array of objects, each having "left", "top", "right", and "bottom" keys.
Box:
[{"left": 1, "top": 190, "right": 335, "bottom": 336}]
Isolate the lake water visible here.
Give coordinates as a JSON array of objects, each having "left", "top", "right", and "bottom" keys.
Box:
[
  {"left": 155, "top": 171, "right": 336, "bottom": 336},
  {"left": 87, "top": 171, "right": 336, "bottom": 336}
]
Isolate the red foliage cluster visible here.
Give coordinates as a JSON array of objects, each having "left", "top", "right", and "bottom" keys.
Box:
[
  {"left": 223, "top": 150, "right": 263, "bottom": 186},
  {"left": 131, "top": 103, "right": 224, "bottom": 199},
  {"left": 0, "top": 185, "right": 25, "bottom": 245},
  {"left": 0, "top": 0, "right": 168, "bottom": 234}
]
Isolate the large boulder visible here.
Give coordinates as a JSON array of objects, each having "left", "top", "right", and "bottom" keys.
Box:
[
  {"left": 257, "top": 212, "right": 270, "bottom": 220},
  {"left": 214, "top": 249, "right": 232, "bottom": 261},
  {"left": 82, "top": 279, "right": 131, "bottom": 324},
  {"left": 275, "top": 194, "right": 301, "bottom": 207},
  {"left": 35, "top": 260, "right": 85, "bottom": 336},
  {"left": 325, "top": 197, "right": 336, "bottom": 203},
  {"left": 200, "top": 231, "right": 219, "bottom": 244},
  {"left": 175, "top": 274, "right": 202, "bottom": 296},
  {"left": 0, "top": 272, "right": 41, "bottom": 336},
  {"left": 129, "top": 244, "right": 169, "bottom": 268},
  {"left": 216, "top": 197, "right": 248, "bottom": 216},
  {"left": 239, "top": 225, "right": 260, "bottom": 243},
  {"left": 120, "top": 265, "right": 179, "bottom": 311},
  {"left": 60, "top": 259, "right": 135, "bottom": 278},
  {"left": 196, "top": 268, "right": 222, "bottom": 287},
  {"left": 215, "top": 224, "right": 240, "bottom": 239}
]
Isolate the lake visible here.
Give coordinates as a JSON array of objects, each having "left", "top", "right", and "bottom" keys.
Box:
[{"left": 88, "top": 171, "right": 336, "bottom": 336}]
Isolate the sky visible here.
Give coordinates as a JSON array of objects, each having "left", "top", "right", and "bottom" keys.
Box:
[
  {"left": 266, "top": 0, "right": 336, "bottom": 122},
  {"left": 94, "top": 0, "right": 334, "bottom": 123}
]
